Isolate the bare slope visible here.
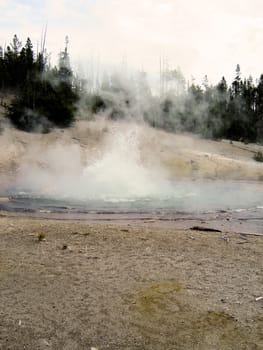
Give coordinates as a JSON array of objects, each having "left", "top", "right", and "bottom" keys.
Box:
[{"left": 0, "top": 119, "right": 263, "bottom": 185}]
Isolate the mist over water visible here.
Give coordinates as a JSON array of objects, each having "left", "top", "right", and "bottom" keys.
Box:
[
  {"left": 9, "top": 124, "right": 173, "bottom": 201},
  {"left": 1, "top": 121, "right": 262, "bottom": 212}
]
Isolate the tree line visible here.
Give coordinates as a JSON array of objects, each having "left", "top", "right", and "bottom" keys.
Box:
[
  {"left": 87, "top": 65, "right": 263, "bottom": 143},
  {"left": 156, "top": 65, "right": 263, "bottom": 143},
  {"left": 0, "top": 35, "right": 262, "bottom": 143}
]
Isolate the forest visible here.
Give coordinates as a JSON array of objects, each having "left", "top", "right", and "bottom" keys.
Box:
[
  {"left": 0, "top": 34, "right": 79, "bottom": 132},
  {"left": 0, "top": 34, "right": 263, "bottom": 143}
]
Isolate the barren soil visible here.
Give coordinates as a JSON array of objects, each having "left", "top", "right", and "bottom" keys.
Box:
[{"left": 0, "top": 217, "right": 262, "bottom": 350}]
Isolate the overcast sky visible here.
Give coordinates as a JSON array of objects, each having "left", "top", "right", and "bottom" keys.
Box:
[{"left": 1, "top": 0, "right": 263, "bottom": 84}]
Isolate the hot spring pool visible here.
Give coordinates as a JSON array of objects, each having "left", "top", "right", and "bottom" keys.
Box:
[{"left": 1, "top": 179, "right": 263, "bottom": 213}]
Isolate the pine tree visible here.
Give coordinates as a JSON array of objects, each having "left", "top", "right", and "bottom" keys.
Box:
[{"left": 232, "top": 64, "right": 242, "bottom": 97}]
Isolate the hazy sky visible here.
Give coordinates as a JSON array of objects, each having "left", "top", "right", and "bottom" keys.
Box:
[{"left": 1, "top": 0, "right": 263, "bottom": 83}]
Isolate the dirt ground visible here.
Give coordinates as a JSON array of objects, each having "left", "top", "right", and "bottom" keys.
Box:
[{"left": 0, "top": 216, "right": 262, "bottom": 350}]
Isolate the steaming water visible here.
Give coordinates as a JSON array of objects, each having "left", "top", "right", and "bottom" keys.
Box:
[
  {"left": 3, "top": 179, "right": 263, "bottom": 214},
  {"left": 1, "top": 125, "right": 263, "bottom": 214},
  {"left": 5, "top": 126, "right": 173, "bottom": 202}
]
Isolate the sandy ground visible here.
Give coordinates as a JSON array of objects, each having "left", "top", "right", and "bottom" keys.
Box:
[{"left": 0, "top": 217, "right": 262, "bottom": 350}]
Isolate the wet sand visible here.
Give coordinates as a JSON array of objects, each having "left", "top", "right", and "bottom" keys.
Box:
[{"left": 1, "top": 198, "right": 263, "bottom": 236}]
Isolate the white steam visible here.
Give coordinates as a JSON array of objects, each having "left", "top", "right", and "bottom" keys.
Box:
[
  {"left": 13, "top": 123, "right": 172, "bottom": 200},
  {"left": 2, "top": 119, "right": 263, "bottom": 211},
  {"left": 82, "top": 126, "right": 169, "bottom": 198}
]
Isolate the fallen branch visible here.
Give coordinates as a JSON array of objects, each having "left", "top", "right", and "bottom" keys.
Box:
[{"left": 190, "top": 226, "right": 222, "bottom": 233}]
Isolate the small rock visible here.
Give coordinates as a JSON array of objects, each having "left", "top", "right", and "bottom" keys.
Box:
[{"left": 38, "top": 339, "right": 51, "bottom": 347}]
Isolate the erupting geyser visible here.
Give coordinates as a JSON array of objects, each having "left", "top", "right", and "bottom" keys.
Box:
[
  {"left": 82, "top": 125, "right": 172, "bottom": 199},
  {"left": 1, "top": 122, "right": 263, "bottom": 213},
  {"left": 10, "top": 124, "right": 173, "bottom": 201}
]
